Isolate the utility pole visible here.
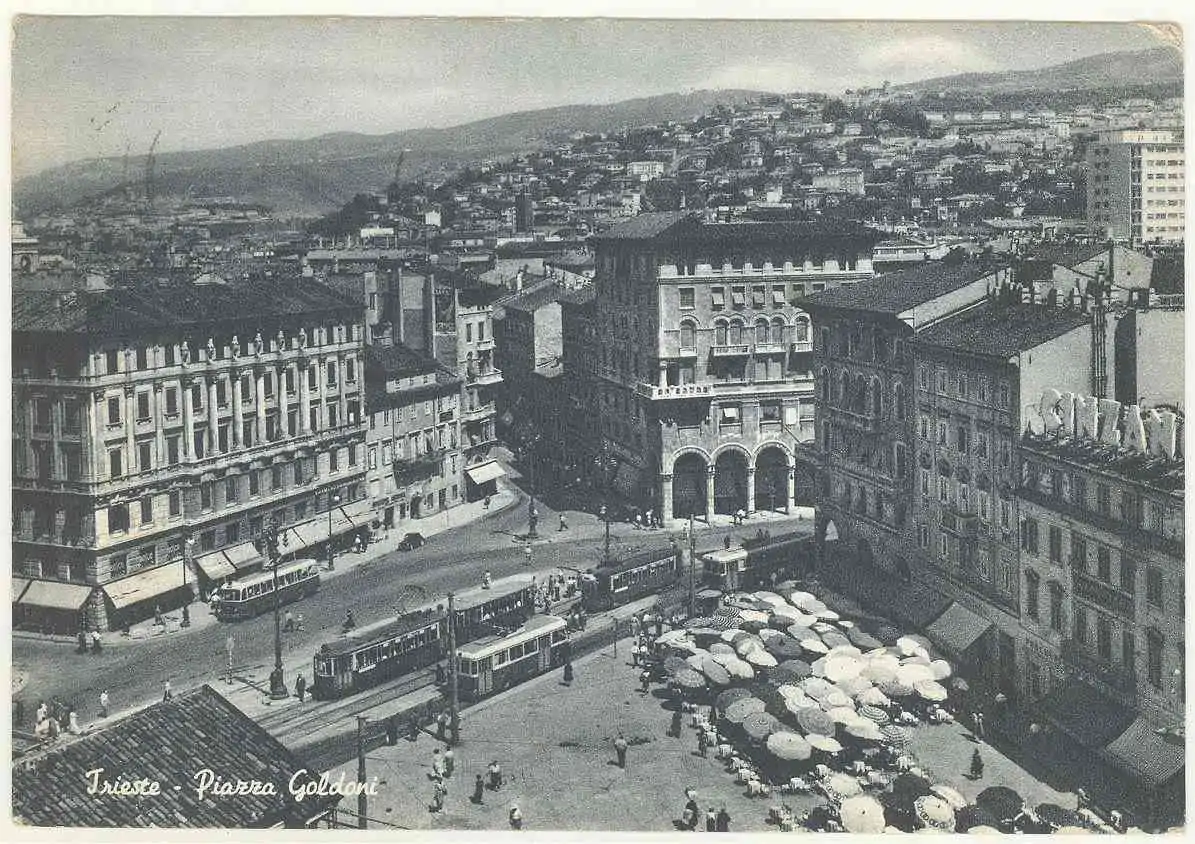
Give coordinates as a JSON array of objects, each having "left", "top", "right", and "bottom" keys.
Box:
[
  {"left": 446, "top": 592, "right": 460, "bottom": 746},
  {"left": 261, "top": 521, "right": 287, "bottom": 699},
  {"left": 688, "top": 513, "right": 696, "bottom": 619},
  {"left": 356, "top": 716, "right": 368, "bottom": 829}
]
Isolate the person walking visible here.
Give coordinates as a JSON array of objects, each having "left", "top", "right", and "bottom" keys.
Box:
[
  {"left": 91, "top": 629, "right": 102, "bottom": 653},
  {"left": 706, "top": 807, "right": 717, "bottom": 832},
  {"left": 559, "top": 513, "right": 568, "bottom": 531},
  {"left": 295, "top": 674, "right": 307, "bottom": 703},
  {"left": 430, "top": 779, "right": 447, "bottom": 812},
  {"left": 444, "top": 747, "right": 455, "bottom": 778},
  {"left": 482, "top": 570, "right": 492, "bottom": 590},
  {"left": 471, "top": 774, "right": 485, "bottom": 805},
  {"left": 670, "top": 710, "right": 683, "bottom": 738},
  {"left": 437, "top": 710, "right": 450, "bottom": 741},
  {"left": 487, "top": 760, "right": 503, "bottom": 790},
  {"left": 970, "top": 748, "right": 984, "bottom": 780},
  {"left": 99, "top": 690, "right": 109, "bottom": 719},
  {"left": 973, "top": 710, "right": 986, "bottom": 741},
  {"left": 715, "top": 806, "right": 731, "bottom": 832},
  {"left": 634, "top": 513, "right": 642, "bottom": 530},
  {"left": 697, "top": 730, "right": 708, "bottom": 758},
  {"left": 509, "top": 803, "right": 523, "bottom": 830},
  {"left": 431, "top": 748, "right": 444, "bottom": 781},
  {"left": 162, "top": 680, "right": 172, "bottom": 702},
  {"left": 640, "top": 670, "right": 652, "bottom": 694},
  {"left": 563, "top": 661, "right": 574, "bottom": 685},
  {"left": 684, "top": 797, "right": 700, "bottom": 831},
  {"left": 77, "top": 630, "right": 89, "bottom": 653},
  {"left": 284, "top": 610, "right": 295, "bottom": 632},
  {"left": 409, "top": 715, "right": 421, "bottom": 742},
  {"left": 614, "top": 733, "right": 628, "bottom": 768}
]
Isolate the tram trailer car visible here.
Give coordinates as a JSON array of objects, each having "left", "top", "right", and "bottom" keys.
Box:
[
  {"left": 312, "top": 579, "right": 536, "bottom": 700},
  {"left": 579, "top": 546, "right": 680, "bottom": 612},
  {"left": 702, "top": 532, "right": 814, "bottom": 591},
  {"left": 213, "top": 559, "right": 322, "bottom": 621},
  {"left": 456, "top": 614, "right": 569, "bottom": 701}
]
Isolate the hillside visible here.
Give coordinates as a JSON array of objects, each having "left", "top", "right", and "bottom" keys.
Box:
[
  {"left": 14, "top": 89, "right": 766, "bottom": 217},
  {"left": 896, "top": 46, "right": 1182, "bottom": 93}
]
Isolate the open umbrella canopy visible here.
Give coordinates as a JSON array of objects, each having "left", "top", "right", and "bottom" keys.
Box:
[
  {"left": 696, "top": 588, "right": 723, "bottom": 600},
  {"left": 664, "top": 656, "right": 690, "bottom": 675},
  {"left": 758, "top": 627, "right": 787, "bottom": 643},
  {"left": 929, "top": 659, "right": 952, "bottom": 680},
  {"left": 688, "top": 628, "right": 726, "bottom": 644},
  {"left": 745, "top": 649, "right": 779, "bottom": 668},
  {"left": 725, "top": 593, "right": 762, "bottom": 610},
  {"left": 878, "top": 678, "right": 915, "bottom": 698},
  {"left": 790, "top": 591, "right": 820, "bottom": 611},
  {"left": 829, "top": 643, "right": 865, "bottom": 657},
  {"left": 859, "top": 704, "right": 891, "bottom": 724},
  {"left": 841, "top": 795, "right": 886, "bottom": 834},
  {"left": 914, "top": 796, "right": 957, "bottom": 832},
  {"left": 896, "top": 636, "right": 926, "bottom": 657},
  {"left": 845, "top": 719, "right": 885, "bottom": 742},
  {"left": 824, "top": 772, "right": 863, "bottom": 800},
  {"left": 836, "top": 675, "right": 874, "bottom": 696},
  {"left": 815, "top": 608, "right": 842, "bottom": 622},
  {"left": 776, "top": 683, "right": 807, "bottom": 701},
  {"left": 656, "top": 629, "right": 690, "bottom": 646},
  {"left": 930, "top": 785, "right": 968, "bottom": 811},
  {"left": 1054, "top": 826, "right": 1090, "bottom": 835},
  {"left": 914, "top": 680, "right": 949, "bottom": 702},
  {"left": 685, "top": 653, "right": 707, "bottom": 670},
  {"left": 857, "top": 687, "right": 892, "bottom": 707},
  {"left": 955, "top": 805, "right": 1001, "bottom": 833},
  {"left": 724, "top": 696, "right": 767, "bottom": 722},
  {"left": 880, "top": 725, "right": 912, "bottom": 748},
  {"left": 783, "top": 696, "right": 815, "bottom": 720},
  {"left": 779, "top": 659, "right": 813, "bottom": 678},
  {"left": 976, "top": 786, "right": 1024, "bottom": 820},
  {"left": 951, "top": 677, "right": 970, "bottom": 692},
  {"left": 1033, "top": 803, "right": 1080, "bottom": 829},
  {"left": 710, "top": 642, "right": 736, "bottom": 656},
  {"left": 768, "top": 605, "right": 803, "bottom": 624},
  {"left": 720, "top": 628, "right": 745, "bottom": 642},
  {"left": 700, "top": 657, "right": 732, "bottom": 687},
  {"left": 891, "top": 773, "right": 934, "bottom": 803},
  {"left": 723, "top": 657, "right": 756, "bottom": 680},
  {"left": 786, "top": 622, "right": 815, "bottom": 639},
  {"left": 812, "top": 622, "right": 837, "bottom": 635},
  {"left": 821, "top": 689, "right": 855, "bottom": 710},
  {"left": 827, "top": 706, "right": 861, "bottom": 725},
  {"left": 798, "top": 706, "right": 836, "bottom": 735},
  {"left": 824, "top": 654, "right": 863, "bottom": 683},
  {"left": 896, "top": 663, "right": 936, "bottom": 686},
  {"left": 801, "top": 676, "right": 835, "bottom": 699},
  {"left": 848, "top": 628, "right": 885, "bottom": 650},
  {"left": 806, "top": 733, "right": 844, "bottom": 754},
  {"left": 742, "top": 711, "right": 782, "bottom": 741},
  {"left": 862, "top": 655, "right": 901, "bottom": 684},
  {"left": 734, "top": 635, "right": 766, "bottom": 656},
  {"left": 767, "top": 730, "right": 812, "bottom": 761},
  {"left": 672, "top": 667, "right": 706, "bottom": 690},
  {"left": 801, "top": 637, "right": 830, "bottom": 656},
  {"left": 753, "top": 590, "right": 785, "bottom": 605},
  {"left": 765, "top": 636, "right": 805, "bottom": 660},
  {"left": 836, "top": 619, "right": 855, "bottom": 630},
  {"left": 714, "top": 606, "right": 741, "bottom": 619},
  {"left": 739, "top": 610, "right": 771, "bottom": 628},
  {"left": 767, "top": 666, "right": 802, "bottom": 687},
  {"left": 716, "top": 687, "right": 752, "bottom": 710}
]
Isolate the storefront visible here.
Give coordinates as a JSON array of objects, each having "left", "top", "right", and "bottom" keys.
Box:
[
  {"left": 102, "top": 561, "right": 192, "bottom": 631},
  {"left": 15, "top": 580, "right": 95, "bottom": 634},
  {"left": 193, "top": 542, "right": 263, "bottom": 599},
  {"left": 464, "top": 459, "right": 506, "bottom": 501}
]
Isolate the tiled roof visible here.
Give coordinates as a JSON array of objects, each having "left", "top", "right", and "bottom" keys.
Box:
[
  {"left": 558, "top": 285, "right": 597, "bottom": 306},
  {"left": 803, "top": 260, "right": 1006, "bottom": 316},
  {"left": 12, "top": 685, "right": 340, "bottom": 827},
  {"left": 590, "top": 211, "right": 700, "bottom": 241},
  {"left": 12, "top": 279, "right": 361, "bottom": 335},
  {"left": 364, "top": 343, "right": 440, "bottom": 378},
  {"left": 912, "top": 302, "right": 1090, "bottom": 358},
  {"left": 500, "top": 280, "right": 565, "bottom": 314},
  {"left": 1024, "top": 243, "right": 1107, "bottom": 269}
]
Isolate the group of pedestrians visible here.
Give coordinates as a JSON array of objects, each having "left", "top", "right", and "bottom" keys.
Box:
[
  {"left": 632, "top": 509, "right": 663, "bottom": 530},
  {"left": 32, "top": 698, "right": 83, "bottom": 741},
  {"left": 75, "top": 629, "right": 102, "bottom": 654},
  {"left": 681, "top": 789, "right": 732, "bottom": 832}
]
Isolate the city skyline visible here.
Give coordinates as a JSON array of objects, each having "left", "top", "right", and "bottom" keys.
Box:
[{"left": 11, "top": 17, "right": 1170, "bottom": 178}]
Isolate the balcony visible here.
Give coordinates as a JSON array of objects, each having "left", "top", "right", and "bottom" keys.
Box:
[
  {"left": 753, "top": 342, "right": 787, "bottom": 355},
  {"left": 1073, "top": 571, "right": 1136, "bottom": 619},
  {"left": 712, "top": 344, "right": 751, "bottom": 357},
  {"left": 463, "top": 405, "right": 495, "bottom": 423},
  {"left": 1061, "top": 639, "right": 1138, "bottom": 697},
  {"left": 790, "top": 340, "right": 814, "bottom": 354},
  {"left": 940, "top": 508, "right": 979, "bottom": 537},
  {"left": 832, "top": 407, "right": 881, "bottom": 431},
  {"left": 636, "top": 379, "right": 812, "bottom": 401},
  {"left": 474, "top": 338, "right": 496, "bottom": 352},
  {"left": 467, "top": 367, "right": 503, "bottom": 387},
  {"left": 392, "top": 449, "right": 445, "bottom": 483}
]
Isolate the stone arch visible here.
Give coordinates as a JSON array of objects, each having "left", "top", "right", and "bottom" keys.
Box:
[
  {"left": 671, "top": 450, "right": 709, "bottom": 519},
  {"left": 712, "top": 447, "right": 750, "bottom": 515},
  {"left": 753, "top": 444, "right": 790, "bottom": 513},
  {"left": 754, "top": 317, "right": 771, "bottom": 344}
]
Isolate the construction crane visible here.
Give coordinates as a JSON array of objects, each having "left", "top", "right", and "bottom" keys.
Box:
[{"left": 144, "top": 130, "right": 162, "bottom": 207}]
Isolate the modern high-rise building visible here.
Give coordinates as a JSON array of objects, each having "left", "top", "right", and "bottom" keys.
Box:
[
  {"left": 1086, "top": 129, "right": 1185, "bottom": 246},
  {"left": 11, "top": 280, "right": 370, "bottom": 633}
]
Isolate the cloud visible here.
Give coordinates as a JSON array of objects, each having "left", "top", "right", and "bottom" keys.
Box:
[
  {"left": 698, "top": 61, "right": 811, "bottom": 93},
  {"left": 857, "top": 36, "right": 996, "bottom": 82}
]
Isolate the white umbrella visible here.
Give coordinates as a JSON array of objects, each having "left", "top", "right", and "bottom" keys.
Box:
[
  {"left": 837, "top": 619, "right": 856, "bottom": 630},
  {"left": 902, "top": 652, "right": 932, "bottom": 666},
  {"left": 845, "top": 719, "right": 885, "bottom": 742},
  {"left": 685, "top": 653, "right": 707, "bottom": 670},
  {"left": 829, "top": 644, "right": 864, "bottom": 658},
  {"left": 800, "top": 637, "right": 830, "bottom": 655},
  {"left": 769, "top": 606, "right": 803, "bottom": 625},
  {"left": 801, "top": 676, "right": 835, "bottom": 700},
  {"left": 790, "top": 591, "right": 820, "bottom": 611},
  {"left": 930, "top": 785, "right": 968, "bottom": 811},
  {"left": 720, "top": 628, "right": 746, "bottom": 643},
  {"left": 806, "top": 733, "right": 843, "bottom": 754},
  {"left": 837, "top": 675, "right": 874, "bottom": 696},
  {"left": 745, "top": 649, "right": 778, "bottom": 668},
  {"left": 929, "top": 659, "right": 953, "bottom": 680},
  {"left": 897, "top": 663, "right": 936, "bottom": 686},
  {"left": 811, "top": 622, "right": 837, "bottom": 634},
  {"left": 815, "top": 608, "right": 841, "bottom": 621},
  {"left": 723, "top": 657, "right": 755, "bottom": 680},
  {"left": 710, "top": 642, "right": 735, "bottom": 656},
  {"left": 857, "top": 687, "right": 891, "bottom": 707},
  {"left": 821, "top": 689, "right": 854, "bottom": 710},
  {"left": 810, "top": 656, "right": 828, "bottom": 677},
  {"left": 656, "top": 629, "right": 689, "bottom": 646},
  {"left": 862, "top": 654, "right": 901, "bottom": 683},
  {"left": 841, "top": 795, "right": 886, "bottom": 834},
  {"left": 735, "top": 636, "right": 766, "bottom": 657},
  {"left": 758, "top": 628, "right": 787, "bottom": 643},
  {"left": 824, "top": 654, "right": 863, "bottom": 684},
  {"left": 739, "top": 609, "right": 770, "bottom": 626},
  {"left": 826, "top": 706, "right": 860, "bottom": 725},
  {"left": 823, "top": 772, "right": 863, "bottom": 800},
  {"left": 913, "top": 795, "right": 957, "bottom": 832},
  {"left": 777, "top": 683, "right": 808, "bottom": 701},
  {"left": 896, "top": 636, "right": 923, "bottom": 657},
  {"left": 767, "top": 730, "right": 812, "bottom": 761},
  {"left": 914, "top": 680, "right": 949, "bottom": 702},
  {"left": 753, "top": 590, "right": 785, "bottom": 603}
]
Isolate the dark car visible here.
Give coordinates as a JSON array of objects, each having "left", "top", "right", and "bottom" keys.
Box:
[{"left": 397, "top": 532, "right": 426, "bottom": 551}]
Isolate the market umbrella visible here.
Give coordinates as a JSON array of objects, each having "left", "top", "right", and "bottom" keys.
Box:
[
  {"left": 767, "top": 666, "right": 801, "bottom": 687},
  {"left": 664, "top": 656, "right": 690, "bottom": 675},
  {"left": 896, "top": 663, "right": 936, "bottom": 686},
  {"left": 878, "top": 678, "right": 915, "bottom": 698},
  {"left": 891, "top": 773, "right": 934, "bottom": 804},
  {"left": 914, "top": 796, "right": 957, "bottom": 832},
  {"left": 672, "top": 668, "right": 706, "bottom": 691},
  {"left": 825, "top": 654, "right": 863, "bottom": 683},
  {"left": 863, "top": 656, "right": 901, "bottom": 684},
  {"left": 798, "top": 706, "right": 835, "bottom": 736},
  {"left": 720, "top": 628, "right": 745, "bottom": 642},
  {"left": 783, "top": 696, "right": 814, "bottom": 721},
  {"left": 779, "top": 659, "right": 813, "bottom": 679},
  {"left": 716, "top": 687, "right": 751, "bottom": 711},
  {"left": 697, "top": 588, "right": 723, "bottom": 600},
  {"left": 868, "top": 622, "right": 903, "bottom": 645},
  {"left": 700, "top": 657, "right": 731, "bottom": 687},
  {"left": 914, "top": 680, "right": 949, "bottom": 702},
  {"left": 829, "top": 643, "right": 864, "bottom": 657},
  {"left": 758, "top": 627, "right": 786, "bottom": 643},
  {"left": 775, "top": 579, "right": 799, "bottom": 593},
  {"left": 753, "top": 590, "right": 785, "bottom": 604},
  {"left": 786, "top": 622, "right": 815, "bottom": 639},
  {"left": 955, "top": 805, "right": 1002, "bottom": 833},
  {"left": 976, "top": 786, "right": 1024, "bottom": 821},
  {"left": 841, "top": 795, "right": 887, "bottom": 834},
  {"left": 766, "top": 730, "right": 812, "bottom": 761},
  {"left": 930, "top": 785, "right": 968, "bottom": 812},
  {"left": 1034, "top": 803, "right": 1081, "bottom": 830},
  {"left": 837, "top": 619, "right": 855, "bottom": 630},
  {"left": 710, "top": 642, "right": 735, "bottom": 656},
  {"left": 688, "top": 628, "right": 725, "bottom": 644},
  {"left": 714, "top": 607, "right": 740, "bottom": 619},
  {"left": 859, "top": 704, "right": 891, "bottom": 725},
  {"left": 656, "top": 629, "right": 689, "bottom": 646},
  {"left": 806, "top": 733, "right": 843, "bottom": 754},
  {"left": 745, "top": 649, "right": 778, "bottom": 668},
  {"left": 827, "top": 706, "right": 861, "bottom": 725},
  {"left": 903, "top": 652, "right": 933, "bottom": 667},
  {"left": 723, "top": 657, "right": 756, "bottom": 680},
  {"left": 880, "top": 725, "right": 912, "bottom": 748},
  {"left": 800, "top": 637, "right": 830, "bottom": 656},
  {"left": 790, "top": 591, "right": 820, "bottom": 611},
  {"left": 821, "top": 689, "right": 854, "bottom": 710},
  {"left": 742, "top": 711, "right": 782, "bottom": 741},
  {"left": 896, "top": 636, "right": 926, "bottom": 657},
  {"left": 734, "top": 636, "right": 766, "bottom": 657},
  {"left": 823, "top": 772, "right": 863, "bottom": 800},
  {"left": 801, "top": 676, "right": 835, "bottom": 699},
  {"left": 812, "top": 622, "right": 837, "bottom": 635},
  {"left": 805, "top": 598, "right": 828, "bottom": 614},
  {"left": 815, "top": 608, "right": 841, "bottom": 622},
  {"left": 845, "top": 719, "right": 885, "bottom": 742},
  {"left": 725, "top": 594, "right": 761, "bottom": 610},
  {"left": 776, "top": 683, "right": 807, "bottom": 700},
  {"left": 837, "top": 675, "right": 874, "bottom": 696},
  {"left": 858, "top": 687, "right": 891, "bottom": 707},
  {"left": 739, "top": 610, "right": 770, "bottom": 629},
  {"left": 724, "top": 696, "right": 766, "bottom": 723},
  {"left": 848, "top": 628, "right": 884, "bottom": 650},
  {"left": 951, "top": 677, "right": 970, "bottom": 692},
  {"left": 769, "top": 605, "right": 803, "bottom": 624},
  {"left": 765, "top": 636, "right": 805, "bottom": 659},
  {"left": 685, "top": 653, "right": 707, "bottom": 670},
  {"left": 929, "top": 659, "right": 952, "bottom": 680}
]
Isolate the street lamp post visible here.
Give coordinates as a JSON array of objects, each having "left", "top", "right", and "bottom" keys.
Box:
[
  {"left": 327, "top": 493, "right": 341, "bottom": 572},
  {"left": 594, "top": 446, "right": 617, "bottom": 566},
  {"left": 522, "top": 434, "right": 540, "bottom": 539},
  {"left": 181, "top": 536, "right": 196, "bottom": 627},
  {"left": 261, "top": 520, "right": 288, "bottom": 699}
]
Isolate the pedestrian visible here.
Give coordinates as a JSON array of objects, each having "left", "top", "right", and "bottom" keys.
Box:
[
  {"left": 431, "top": 747, "right": 444, "bottom": 780},
  {"left": 295, "top": 674, "right": 307, "bottom": 702},
  {"left": 697, "top": 730, "right": 708, "bottom": 758},
  {"left": 444, "top": 746, "right": 455, "bottom": 778},
  {"left": 630, "top": 642, "right": 640, "bottom": 667},
  {"left": 523, "top": 545, "right": 532, "bottom": 566},
  {"left": 723, "top": 535, "right": 732, "bottom": 550},
  {"left": 484, "top": 495, "right": 491, "bottom": 509},
  {"left": 488, "top": 760, "right": 503, "bottom": 790},
  {"left": 645, "top": 509, "right": 654, "bottom": 529},
  {"left": 284, "top": 610, "right": 295, "bottom": 632},
  {"left": 684, "top": 797, "right": 700, "bottom": 831},
  {"left": 430, "top": 779, "right": 447, "bottom": 812},
  {"left": 162, "top": 680, "right": 172, "bottom": 702},
  {"left": 509, "top": 803, "right": 523, "bottom": 830},
  {"left": 706, "top": 807, "right": 717, "bottom": 832},
  {"left": 1076, "top": 787, "right": 1089, "bottom": 813},
  {"left": 91, "top": 629, "right": 101, "bottom": 653},
  {"left": 563, "top": 662, "right": 574, "bottom": 685},
  {"left": 970, "top": 748, "right": 984, "bottom": 780},
  {"left": 77, "top": 630, "right": 89, "bottom": 653},
  {"left": 614, "top": 733, "right": 628, "bottom": 768},
  {"left": 154, "top": 604, "right": 164, "bottom": 626},
  {"left": 471, "top": 774, "right": 485, "bottom": 805},
  {"left": 409, "top": 715, "right": 421, "bottom": 742},
  {"left": 482, "top": 570, "right": 492, "bottom": 590},
  {"left": 670, "top": 710, "right": 683, "bottom": 738},
  {"left": 973, "top": 710, "right": 985, "bottom": 741},
  {"left": 99, "top": 690, "right": 109, "bottom": 719},
  {"left": 437, "top": 710, "right": 449, "bottom": 741},
  {"left": 68, "top": 710, "right": 81, "bottom": 735},
  {"left": 634, "top": 513, "right": 642, "bottom": 530},
  {"left": 559, "top": 513, "right": 568, "bottom": 531},
  {"left": 36, "top": 701, "right": 48, "bottom": 724},
  {"left": 436, "top": 663, "right": 446, "bottom": 685},
  {"left": 716, "top": 806, "right": 731, "bottom": 832}
]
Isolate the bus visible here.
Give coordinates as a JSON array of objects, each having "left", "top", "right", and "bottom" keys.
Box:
[
  {"left": 311, "top": 579, "right": 537, "bottom": 700},
  {"left": 580, "top": 546, "right": 679, "bottom": 612},
  {"left": 213, "top": 559, "right": 321, "bottom": 621},
  {"left": 456, "top": 614, "right": 569, "bottom": 701},
  {"left": 702, "top": 531, "right": 814, "bottom": 591}
]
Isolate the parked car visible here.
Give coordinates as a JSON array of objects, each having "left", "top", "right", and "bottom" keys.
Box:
[{"left": 397, "top": 532, "right": 426, "bottom": 551}]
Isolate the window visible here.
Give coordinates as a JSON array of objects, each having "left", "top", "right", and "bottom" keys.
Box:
[
  {"left": 1146, "top": 629, "right": 1163, "bottom": 688},
  {"left": 63, "top": 398, "right": 81, "bottom": 433},
  {"left": 216, "top": 380, "right": 228, "bottom": 407},
  {"left": 1097, "top": 615, "right": 1112, "bottom": 661},
  {"left": 108, "top": 396, "right": 121, "bottom": 425},
  {"left": 272, "top": 465, "right": 283, "bottom": 489},
  {"left": 938, "top": 534, "right": 949, "bottom": 561},
  {"left": 998, "top": 381, "right": 1010, "bottom": 408},
  {"left": 1122, "top": 630, "right": 1135, "bottom": 672},
  {"left": 1025, "top": 570, "right": 1040, "bottom": 619},
  {"left": 938, "top": 477, "right": 949, "bottom": 503},
  {"left": 201, "top": 482, "right": 213, "bottom": 510},
  {"left": 1000, "top": 500, "right": 1011, "bottom": 532},
  {"left": 1120, "top": 557, "right": 1136, "bottom": 594},
  {"left": 249, "top": 471, "right": 260, "bottom": 496},
  {"left": 958, "top": 483, "right": 970, "bottom": 512},
  {"left": 308, "top": 366, "right": 318, "bottom": 390},
  {"left": 140, "top": 497, "right": 153, "bottom": 525},
  {"left": 976, "top": 432, "right": 988, "bottom": 459},
  {"left": 1146, "top": 566, "right": 1163, "bottom": 608},
  {"left": 109, "top": 448, "right": 123, "bottom": 478},
  {"left": 108, "top": 504, "right": 130, "bottom": 534},
  {"left": 920, "top": 469, "right": 931, "bottom": 498},
  {"left": 919, "top": 415, "right": 930, "bottom": 440},
  {"left": 918, "top": 523, "right": 929, "bottom": 548},
  {"left": 346, "top": 359, "right": 356, "bottom": 382},
  {"left": 1071, "top": 533, "right": 1087, "bottom": 570},
  {"left": 329, "top": 448, "right": 340, "bottom": 472},
  {"left": 1096, "top": 483, "right": 1110, "bottom": 516},
  {"left": 679, "top": 320, "right": 695, "bottom": 349},
  {"left": 1097, "top": 545, "right": 1112, "bottom": 582},
  {"left": 200, "top": 530, "right": 216, "bottom": 552},
  {"left": 956, "top": 426, "right": 969, "bottom": 455},
  {"left": 1020, "top": 517, "right": 1039, "bottom": 555},
  {"left": 327, "top": 361, "right": 338, "bottom": 387},
  {"left": 711, "top": 287, "right": 725, "bottom": 309},
  {"left": 285, "top": 368, "right": 295, "bottom": 393},
  {"left": 1048, "top": 525, "right": 1062, "bottom": 563},
  {"left": 465, "top": 322, "right": 473, "bottom": 342},
  {"left": 169, "top": 491, "right": 181, "bottom": 517},
  {"left": 226, "top": 522, "right": 240, "bottom": 545},
  {"left": 936, "top": 370, "right": 948, "bottom": 393},
  {"left": 1074, "top": 606, "right": 1088, "bottom": 644},
  {"left": 165, "top": 387, "right": 178, "bottom": 416},
  {"left": 136, "top": 347, "right": 148, "bottom": 370},
  {"left": 226, "top": 476, "right": 239, "bottom": 504},
  {"left": 894, "top": 444, "right": 907, "bottom": 479},
  {"left": 937, "top": 420, "right": 947, "bottom": 445},
  {"left": 978, "top": 491, "right": 990, "bottom": 523},
  {"left": 679, "top": 287, "right": 694, "bottom": 309},
  {"left": 106, "top": 349, "right": 119, "bottom": 374},
  {"left": 893, "top": 383, "right": 904, "bottom": 420},
  {"left": 1049, "top": 583, "right": 1064, "bottom": 632}
]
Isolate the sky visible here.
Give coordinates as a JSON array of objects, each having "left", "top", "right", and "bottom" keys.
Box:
[{"left": 10, "top": 15, "right": 1174, "bottom": 178}]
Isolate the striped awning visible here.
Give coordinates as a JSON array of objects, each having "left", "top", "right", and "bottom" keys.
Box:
[{"left": 1103, "top": 717, "right": 1186, "bottom": 784}]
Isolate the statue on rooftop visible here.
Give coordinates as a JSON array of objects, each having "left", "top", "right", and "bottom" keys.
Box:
[
  {"left": 231, "top": 335, "right": 241, "bottom": 358},
  {"left": 206, "top": 338, "right": 217, "bottom": 362},
  {"left": 253, "top": 331, "right": 264, "bottom": 357},
  {"left": 181, "top": 340, "right": 191, "bottom": 365}
]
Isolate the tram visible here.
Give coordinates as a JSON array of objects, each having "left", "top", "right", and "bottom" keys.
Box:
[
  {"left": 579, "top": 546, "right": 680, "bottom": 612},
  {"left": 456, "top": 614, "right": 569, "bottom": 701},
  {"left": 213, "top": 559, "right": 322, "bottom": 621},
  {"left": 311, "top": 579, "right": 536, "bottom": 700},
  {"left": 702, "top": 531, "right": 814, "bottom": 591}
]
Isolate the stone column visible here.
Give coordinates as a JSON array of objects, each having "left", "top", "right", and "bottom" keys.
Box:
[
  {"left": 255, "top": 368, "right": 267, "bottom": 444},
  {"left": 183, "top": 379, "right": 195, "bottom": 460},
  {"left": 276, "top": 364, "right": 288, "bottom": 438},
  {"left": 337, "top": 355, "right": 348, "bottom": 428},
  {"left": 299, "top": 360, "right": 311, "bottom": 434},
  {"left": 746, "top": 466, "right": 756, "bottom": 515},
  {"left": 705, "top": 464, "right": 716, "bottom": 522},
  {"left": 658, "top": 361, "right": 668, "bottom": 389},
  {"left": 786, "top": 463, "right": 796, "bottom": 514},
  {"left": 208, "top": 378, "right": 219, "bottom": 453},
  {"left": 231, "top": 368, "right": 244, "bottom": 449},
  {"left": 124, "top": 387, "right": 136, "bottom": 472},
  {"left": 83, "top": 392, "right": 100, "bottom": 481},
  {"left": 153, "top": 384, "right": 166, "bottom": 466},
  {"left": 659, "top": 473, "right": 673, "bottom": 524}
]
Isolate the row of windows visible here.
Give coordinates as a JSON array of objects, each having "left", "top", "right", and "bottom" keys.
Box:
[
  {"left": 1020, "top": 460, "right": 1179, "bottom": 540},
  {"left": 920, "top": 471, "right": 1009, "bottom": 527},
  {"left": 677, "top": 315, "right": 811, "bottom": 348},
  {"left": 919, "top": 366, "right": 1011, "bottom": 408},
  {"left": 918, "top": 416, "right": 1014, "bottom": 466},
  {"left": 820, "top": 369, "right": 907, "bottom": 420},
  {"left": 1071, "top": 605, "right": 1172, "bottom": 691},
  {"left": 679, "top": 282, "right": 828, "bottom": 312},
  {"left": 916, "top": 525, "right": 1016, "bottom": 592}
]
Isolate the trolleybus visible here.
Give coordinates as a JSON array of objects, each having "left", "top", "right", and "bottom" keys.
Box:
[{"left": 213, "top": 559, "right": 322, "bottom": 621}]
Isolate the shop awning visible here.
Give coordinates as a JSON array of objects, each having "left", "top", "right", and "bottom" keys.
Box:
[
  {"left": 13, "top": 577, "right": 31, "bottom": 604},
  {"left": 612, "top": 462, "right": 642, "bottom": 497},
  {"left": 19, "top": 580, "right": 93, "bottom": 611},
  {"left": 925, "top": 602, "right": 993, "bottom": 657},
  {"left": 194, "top": 551, "right": 236, "bottom": 581},
  {"left": 104, "top": 561, "right": 187, "bottom": 610},
  {"left": 281, "top": 500, "right": 374, "bottom": 552},
  {"left": 1103, "top": 717, "right": 1186, "bottom": 784},
  {"left": 465, "top": 460, "right": 507, "bottom": 486},
  {"left": 1041, "top": 678, "right": 1136, "bottom": 749}
]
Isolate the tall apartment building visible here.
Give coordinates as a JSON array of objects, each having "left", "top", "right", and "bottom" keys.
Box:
[
  {"left": 1086, "top": 128, "right": 1185, "bottom": 246},
  {"left": 363, "top": 345, "right": 464, "bottom": 530},
  {"left": 11, "top": 280, "right": 369, "bottom": 633},
  {"left": 587, "top": 211, "right": 880, "bottom": 524},
  {"left": 559, "top": 286, "right": 601, "bottom": 487},
  {"left": 803, "top": 261, "right": 1011, "bottom": 583}
]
